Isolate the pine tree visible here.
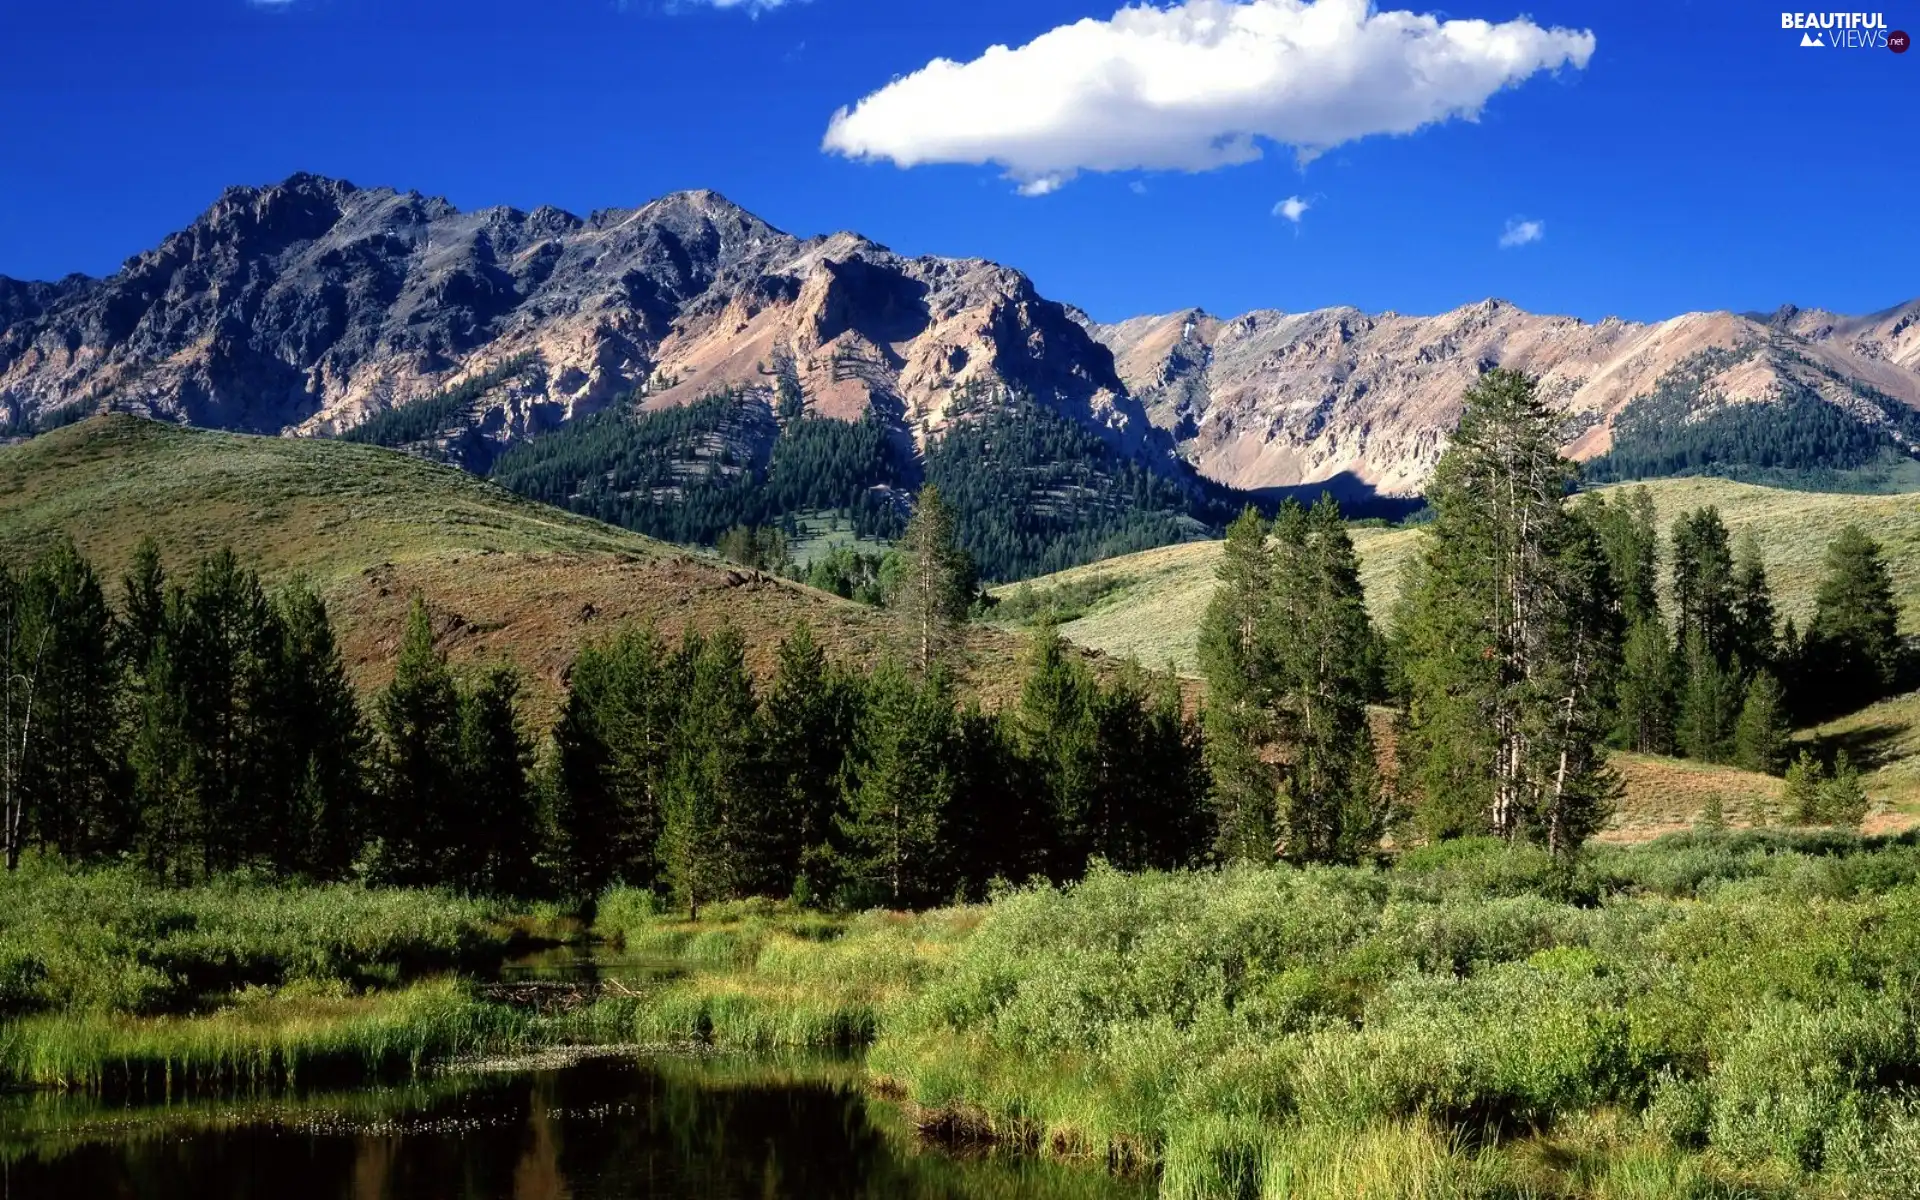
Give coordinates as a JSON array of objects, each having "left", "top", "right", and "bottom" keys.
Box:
[
  {"left": 1676, "top": 630, "right": 1739, "bottom": 764},
  {"left": 1079, "top": 660, "right": 1210, "bottom": 873},
  {"left": 551, "top": 625, "right": 676, "bottom": 899},
  {"left": 1614, "top": 618, "right": 1676, "bottom": 754},
  {"left": 891, "top": 485, "right": 976, "bottom": 673},
  {"left": 1015, "top": 623, "right": 1100, "bottom": 875},
  {"left": 1782, "top": 750, "right": 1826, "bottom": 824},
  {"left": 1730, "top": 531, "right": 1777, "bottom": 674},
  {"left": 838, "top": 658, "right": 955, "bottom": 908},
  {"left": 1804, "top": 525, "right": 1902, "bottom": 717},
  {"left": 755, "top": 622, "right": 859, "bottom": 899},
  {"left": 1267, "top": 497, "right": 1383, "bottom": 863},
  {"left": 170, "top": 550, "right": 286, "bottom": 876},
  {"left": 658, "top": 627, "right": 760, "bottom": 917},
  {"left": 1583, "top": 485, "right": 1662, "bottom": 627},
  {"left": 8, "top": 539, "right": 121, "bottom": 862},
  {"left": 118, "top": 537, "right": 168, "bottom": 675},
  {"left": 128, "top": 637, "right": 198, "bottom": 883},
  {"left": 1671, "top": 507, "right": 1736, "bottom": 662},
  {"left": 1396, "top": 370, "right": 1621, "bottom": 853},
  {"left": 271, "top": 581, "right": 368, "bottom": 878},
  {"left": 1816, "top": 749, "right": 1869, "bottom": 826},
  {"left": 375, "top": 597, "right": 464, "bottom": 885},
  {"left": 1196, "top": 507, "right": 1281, "bottom": 860},
  {"left": 457, "top": 665, "right": 541, "bottom": 895},
  {"left": 1733, "top": 669, "right": 1791, "bottom": 776},
  {"left": 939, "top": 703, "right": 1036, "bottom": 894}
]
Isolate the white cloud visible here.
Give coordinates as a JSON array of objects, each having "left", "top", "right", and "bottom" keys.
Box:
[
  {"left": 1498, "top": 217, "right": 1544, "bottom": 248},
  {"left": 1273, "top": 195, "right": 1311, "bottom": 223},
  {"left": 1129, "top": 181, "right": 1149, "bottom": 194},
  {"left": 822, "top": 0, "right": 1595, "bottom": 193}
]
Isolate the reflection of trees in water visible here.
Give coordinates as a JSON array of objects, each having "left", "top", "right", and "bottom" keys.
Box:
[{"left": 8, "top": 1057, "right": 1146, "bottom": 1200}]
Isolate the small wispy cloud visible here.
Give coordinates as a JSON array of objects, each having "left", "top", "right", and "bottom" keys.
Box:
[
  {"left": 1499, "top": 217, "right": 1545, "bottom": 248},
  {"left": 1273, "top": 195, "right": 1311, "bottom": 225},
  {"left": 1129, "top": 181, "right": 1148, "bottom": 195},
  {"left": 675, "top": 0, "right": 803, "bottom": 12}
]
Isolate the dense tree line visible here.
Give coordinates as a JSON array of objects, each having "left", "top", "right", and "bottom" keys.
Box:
[
  {"left": 1577, "top": 486, "right": 1906, "bottom": 772},
  {"left": 922, "top": 390, "right": 1223, "bottom": 581},
  {"left": 5, "top": 372, "right": 1909, "bottom": 900},
  {"left": 553, "top": 618, "right": 1207, "bottom": 912},
  {"left": 489, "top": 392, "right": 906, "bottom": 549},
  {"left": 0, "top": 505, "right": 1208, "bottom": 905},
  {"left": 0, "top": 541, "right": 544, "bottom": 886},
  {"left": 488, "top": 380, "right": 1232, "bottom": 584}
]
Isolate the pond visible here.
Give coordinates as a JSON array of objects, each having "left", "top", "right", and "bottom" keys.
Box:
[{"left": 1, "top": 1051, "right": 1152, "bottom": 1199}]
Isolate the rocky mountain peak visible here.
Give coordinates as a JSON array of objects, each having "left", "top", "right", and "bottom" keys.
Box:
[{"left": 2, "top": 176, "right": 1915, "bottom": 500}]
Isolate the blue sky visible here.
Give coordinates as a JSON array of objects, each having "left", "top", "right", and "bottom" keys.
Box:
[{"left": 2, "top": 0, "right": 1913, "bottom": 324}]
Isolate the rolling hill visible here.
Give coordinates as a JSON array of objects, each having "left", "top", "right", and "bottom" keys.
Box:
[{"left": 0, "top": 415, "right": 1038, "bottom": 717}]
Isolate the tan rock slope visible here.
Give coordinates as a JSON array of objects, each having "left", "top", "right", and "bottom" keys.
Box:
[{"left": 1086, "top": 299, "right": 1920, "bottom": 498}]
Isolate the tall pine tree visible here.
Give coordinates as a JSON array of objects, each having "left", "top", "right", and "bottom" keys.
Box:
[
  {"left": 1730, "top": 531, "right": 1778, "bottom": 674},
  {"left": 551, "top": 625, "right": 676, "bottom": 899},
  {"left": 838, "top": 658, "right": 955, "bottom": 908},
  {"left": 1804, "top": 525, "right": 1902, "bottom": 718},
  {"left": 1267, "top": 497, "right": 1383, "bottom": 863},
  {"left": 891, "top": 485, "right": 976, "bottom": 674},
  {"left": 375, "top": 597, "right": 464, "bottom": 886},
  {"left": 1396, "top": 370, "right": 1621, "bottom": 853},
  {"left": 1671, "top": 507, "right": 1736, "bottom": 663},
  {"left": 658, "top": 627, "right": 760, "bottom": 917},
  {"left": 1196, "top": 507, "right": 1281, "bottom": 861}
]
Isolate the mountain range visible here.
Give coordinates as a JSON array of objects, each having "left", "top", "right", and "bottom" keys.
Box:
[{"left": 3, "top": 173, "right": 1917, "bottom": 575}]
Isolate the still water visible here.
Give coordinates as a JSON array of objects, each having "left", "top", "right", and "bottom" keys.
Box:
[{"left": 1, "top": 1052, "right": 1151, "bottom": 1199}]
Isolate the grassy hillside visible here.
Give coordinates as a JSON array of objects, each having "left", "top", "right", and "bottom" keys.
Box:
[
  {"left": 1798, "top": 690, "right": 1920, "bottom": 826},
  {"left": 999, "top": 476, "right": 1920, "bottom": 674},
  {"left": 988, "top": 525, "right": 1422, "bottom": 673},
  {"left": 0, "top": 416, "right": 1033, "bottom": 716}
]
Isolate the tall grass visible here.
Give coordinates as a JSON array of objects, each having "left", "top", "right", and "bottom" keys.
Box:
[
  {"left": 0, "top": 861, "right": 526, "bottom": 1016},
  {"left": 592, "top": 893, "right": 975, "bottom": 1052},
  {"left": 0, "top": 978, "right": 526, "bottom": 1093}
]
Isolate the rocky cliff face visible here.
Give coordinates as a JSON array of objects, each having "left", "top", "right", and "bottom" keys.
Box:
[
  {"left": 3, "top": 173, "right": 1915, "bottom": 500},
  {"left": 1086, "top": 300, "right": 1920, "bottom": 497},
  {"left": 0, "top": 174, "right": 1162, "bottom": 470}
]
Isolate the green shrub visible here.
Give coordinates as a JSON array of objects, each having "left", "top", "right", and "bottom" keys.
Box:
[{"left": 1707, "top": 998, "right": 1912, "bottom": 1171}]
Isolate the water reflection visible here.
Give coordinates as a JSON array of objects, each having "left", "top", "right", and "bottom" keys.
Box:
[{"left": 1, "top": 1054, "right": 1149, "bottom": 1200}]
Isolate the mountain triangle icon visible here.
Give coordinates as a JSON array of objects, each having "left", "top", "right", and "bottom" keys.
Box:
[{"left": 1801, "top": 31, "right": 1825, "bottom": 46}]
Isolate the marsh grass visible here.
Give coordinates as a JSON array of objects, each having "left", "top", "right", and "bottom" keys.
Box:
[
  {"left": 593, "top": 897, "right": 975, "bottom": 1052},
  {"left": 0, "top": 978, "right": 526, "bottom": 1093},
  {"left": 0, "top": 862, "right": 524, "bottom": 1016}
]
